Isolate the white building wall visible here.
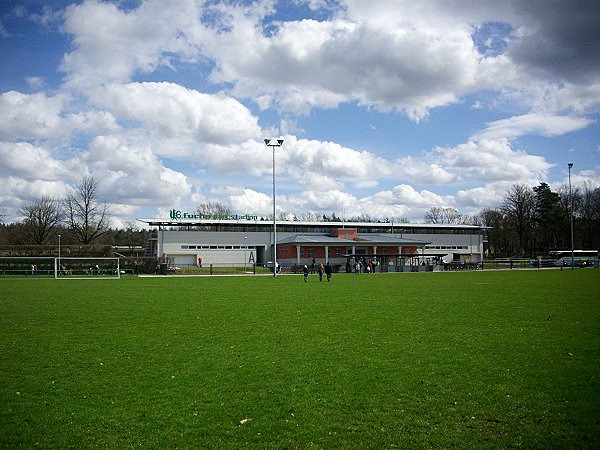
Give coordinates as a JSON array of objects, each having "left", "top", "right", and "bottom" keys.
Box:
[
  {"left": 412, "top": 233, "right": 483, "bottom": 261},
  {"left": 156, "top": 229, "right": 484, "bottom": 266}
]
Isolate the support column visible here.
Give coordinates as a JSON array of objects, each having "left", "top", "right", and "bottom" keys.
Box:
[
  {"left": 296, "top": 245, "right": 301, "bottom": 265},
  {"left": 398, "top": 246, "right": 403, "bottom": 271},
  {"left": 325, "top": 245, "right": 329, "bottom": 263},
  {"left": 157, "top": 228, "right": 163, "bottom": 258}
]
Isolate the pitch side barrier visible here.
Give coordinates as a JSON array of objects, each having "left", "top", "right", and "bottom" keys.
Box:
[
  {"left": 0, "top": 256, "right": 55, "bottom": 278},
  {"left": 484, "top": 258, "right": 599, "bottom": 270},
  {"left": 0, "top": 256, "right": 121, "bottom": 279}
]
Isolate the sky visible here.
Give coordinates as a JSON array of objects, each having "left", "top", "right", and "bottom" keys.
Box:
[{"left": 0, "top": 0, "right": 599, "bottom": 228}]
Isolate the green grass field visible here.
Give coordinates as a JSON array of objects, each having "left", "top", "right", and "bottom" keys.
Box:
[{"left": 1, "top": 270, "right": 598, "bottom": 448}]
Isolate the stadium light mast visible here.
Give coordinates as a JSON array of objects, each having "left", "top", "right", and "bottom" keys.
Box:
[
  {"left": 264, "top": 138, "right": 284, "bottom": 277},
  {"left": 58, "top": 234, "right": 61, "bottom": 277},
  {"left": 568, "top": 163, "right": 574, "bottom": 271}
]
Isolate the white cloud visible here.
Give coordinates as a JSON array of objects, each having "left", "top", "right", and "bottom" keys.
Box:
[
  {"left": 0, "top": 141, "right": 79, "bottom": 180},
  {"left": 61, "top": 0, "right": 204, "bottom": 88},
  {"left": 475, "top": 114, "right": 593, "bottom": 140},
  {"left": 281, "top": 188, "right": 358, "bottom": 217},
  {"left": 390, "top": 184, "right": 450, "bottom": 208},
  {"left": 434, "top": 139, "right": 552, "bottom": 183},
  {"left": 0, "top": 91, "right": 66, "bottom": 140},
  {"left": 25, "top": 77, "right": 45, "bottom": 89},
  {"left": 283, "top": 136, "right": 391, "bottom": 188},
  {"left": 229, "top": 189, "right": 272, "bottom": 216},
  {"left": 528, "top": 82, "right": 600, "bottom": 116},
  {"left": 0, "top": 140, "right": 76, "bottom": 213},
  {"left": 356, "top": 184, "right": 453, "bottom": 221},
  {"left": 394, "top": 157, "right": 457, "bottom": 185},
  {"left": 0, "top": 90, "right": 119, "bottom": 142},
  {"left": 84, "top": 135, "right": 192, "bottom": 206},
  {"left": 57, "top": 0, "right": 600, "bottom": 121},
  {"left": 208, "top": 12, "right": 482, "bottom": 119},
  {"left": 200, "top": 135, "right": 396, "bottom": 194},
  {"left": 0, "top": 177, "right": 69, "bottom": 211},
  {"left": 88, "top": 82, "right": 262, "bottom": 145},
  {"left": 198, "top": 140, "right": 273, "bottom": 177},
  {"left": 456, "top": 185, "right": 505, "bottom": 208}
]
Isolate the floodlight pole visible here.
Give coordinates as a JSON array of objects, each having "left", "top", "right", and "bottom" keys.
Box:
[
  {"left": 244, "top": 236, "right": 247, "bottom": 272},
  {"left": 58, "top": 234, "right": 61, "bottom": 277},
  {"left": 264, "top": 138, "right": 284, "bottom": 277},
  {"left": 568, "top": 163, "right": 574, "bottom": 271}
]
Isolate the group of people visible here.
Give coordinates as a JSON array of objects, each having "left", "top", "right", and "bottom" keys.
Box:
[
  {"left": 303, "top": 262, "right": 333, "bottom": 282},
  {"left": 351, "top": 257, "right": 381, "bottom": 274}
]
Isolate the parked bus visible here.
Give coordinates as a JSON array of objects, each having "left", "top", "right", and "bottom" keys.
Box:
[{"left": 547, "top": 250, "right": 598, "bottom": 267}]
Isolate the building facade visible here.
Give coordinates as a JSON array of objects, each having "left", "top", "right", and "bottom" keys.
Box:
[{"left": 139, "top": 218, "right": 487, "bottom": 272}]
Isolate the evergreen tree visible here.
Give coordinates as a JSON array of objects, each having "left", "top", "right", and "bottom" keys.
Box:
[{"left": 532, "top": 182, "right": 564, "bottom": 252}]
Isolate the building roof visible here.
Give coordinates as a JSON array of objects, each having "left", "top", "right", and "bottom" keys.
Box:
[
  {"left": 277, "top": 235, "right": 357, "bottom": 245},
  {"left": 356, "top": 233, "right": 430, "bottom": 245},
  {"left": 277, "top": 233, "right": 430, "bottom": 246},
  {"left": 137, "top": 218, "right": 486, "bottom": 230}
]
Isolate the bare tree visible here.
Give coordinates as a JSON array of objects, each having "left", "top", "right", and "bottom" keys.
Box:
[
  {"left": 0, "top": 205, "right": 6, "bottom": 223},
  {"left": 349, "top": 213, "right": 374, "bottom": 222},
  {"left": 64, "top": 175, "right": 110, "bottom": 245},
  {"left": 278, "top": 210, "right": 291, "bottom": 221},
  {"left": 196, "top": 201, "right": 233, "bottom": 219},
  {"left": 19, "top": 196, "right": 63, "bottom": 245},
  {"left": 300, "top": 211, "right": 318, "bottom": 222},
  {"left": 578, "top": 181, "right": 600, "bottom": 250},
  {"left": 501, "top": 184, "right": 535, "bottom": 256},
  {"left": 424, "top": 206, "right": 464, "bottom": 224},
  {"left": 476, "top": 207, "right": 512, "bottom": 257}
]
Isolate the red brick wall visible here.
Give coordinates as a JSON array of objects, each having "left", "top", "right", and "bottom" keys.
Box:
[{"left": 331, "top": 228, "right": 357, "bottom": 240}]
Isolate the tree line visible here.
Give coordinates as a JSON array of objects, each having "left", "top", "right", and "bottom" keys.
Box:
[
  {"left": 0, "top": 176, "right": 149, "bottom": 252},
  {"left": 423, "top": 182, "right": 600, "bottom": 258},
  {"left": 425, "top": 182, "right": 600, "bottom": 258},
  {"left": 1, "top": 179, "right": 599, "bottom": 259},
  {"left": 477, "top": 182, "right": 599, "bottom": 258}
]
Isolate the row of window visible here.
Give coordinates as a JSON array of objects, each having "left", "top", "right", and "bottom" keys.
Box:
[
  {"left": 167, "top": 224, "right": 480, "bottom": 235},
  {"left": 296, "top": 248, "right": 344, "bottom": 258},
  {"left": 180, "top": 245, "right": 253, "bottom": 250},
  {"left": 295, "top": 248, "right": 386, "bottom": 258},
  {"left": 425, "top": 245, "right": 469, "bottom": 250}
]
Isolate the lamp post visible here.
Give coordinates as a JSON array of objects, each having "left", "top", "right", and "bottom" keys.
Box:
[
  {"left": 568, "top": 163, "right": 574, "bottom": 271},
  {"left": 58, "top": 234, "right": 61, "bottom": 277},
  {"left": 264, "top": 138, "right": 284, "bottom": 277},
  {"left": 244, "top": 236, "right": 247, "bottom": 272}
]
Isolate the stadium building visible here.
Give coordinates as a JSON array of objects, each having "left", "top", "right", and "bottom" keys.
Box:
[{"left": 139, "top": 213, "right": 487, "bottom": 272}]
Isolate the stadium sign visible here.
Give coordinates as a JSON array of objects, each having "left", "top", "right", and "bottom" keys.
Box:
[{"left": 169, "top": 209, "right": 258, "bottom": 221}]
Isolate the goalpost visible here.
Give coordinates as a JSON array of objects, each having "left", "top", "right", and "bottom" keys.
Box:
[{"left": 54, "top": 257, "right": 121, "bottom": 279}]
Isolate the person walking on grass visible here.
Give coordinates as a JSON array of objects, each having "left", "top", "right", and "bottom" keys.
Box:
[
  {"left": 318, "top": 263, "right": 324, "bottom": 281},
  {"left": 325, "top": 262, "right": 333, "bottom": 282},
  {"left": 303, "top": 264, "right": 309, "bottom": 282}
]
